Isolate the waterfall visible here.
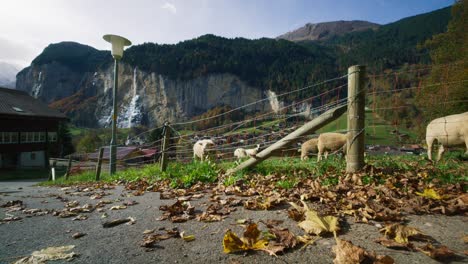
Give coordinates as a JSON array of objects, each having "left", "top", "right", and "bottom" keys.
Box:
[
  {"left": 133, "top": 66, "right": 137, "bottom": 97},
  {"left": 266, "top": 90, "right": 282, "bottom": 113},
  {"left": 118, "top": 67, "right": 142, "bottom": 128},
  {"left": 31, "top": 72, "right": 43, "bottom": 98}
]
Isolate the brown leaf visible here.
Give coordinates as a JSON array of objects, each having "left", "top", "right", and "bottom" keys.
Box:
[
  {"left": 71, "top": 232, "right": 86, "bottom": 239},
  {"left": 332, "top": 238, "right": 366, "bottom": 264},
  {"left": 416, "top": 244, "right": 455, "bottom": 260},
  {"left": 269, "top": 227, "right": 297, "bottom": 249},
  {"left": 1, "top": 200, "right": 23, "bottom": 208},
  {"left": 287, "top": 208, "right": 304, "bottom": 221},
  {"left": 102, "top": 218, "right": 132, "bottom": 228},
  {"left": 374, "top": 237, "right": 414, "bottom": 250}
]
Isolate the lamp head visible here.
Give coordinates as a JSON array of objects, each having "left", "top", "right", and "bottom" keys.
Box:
[{"left": 103, "top": 34, "right": 132, "bottom": 60}]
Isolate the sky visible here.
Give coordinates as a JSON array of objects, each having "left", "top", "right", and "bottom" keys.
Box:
[{"left": 0, "top": 0, "right": 454, "bottom": 67}]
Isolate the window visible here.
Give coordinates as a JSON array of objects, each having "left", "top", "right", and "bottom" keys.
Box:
[
  {"left": 20, "top": 132, "right": 27, "bottom": 142},
  {"left": 31, "top": 152, "right": 36, "bottom": 160},
  {"left": 11, "top": 133, "right": 18, "bottom": 143},
  {"left": 0, "top": 132, "right": 18, "bottom": 144},
  {"left": 48, "top": 132, "right": 57, "bottom": 142},
  {"left": 39, "top": 132, "right": 46, "bottom": 142}
]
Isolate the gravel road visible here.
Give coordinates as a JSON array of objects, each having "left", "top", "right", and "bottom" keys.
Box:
[{"left": 0, "top": 181, "right": 467, "bottom": 264}]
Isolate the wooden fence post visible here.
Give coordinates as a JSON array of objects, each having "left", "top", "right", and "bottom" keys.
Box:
[
  {"left": 346, "top": 65, "right": 366, "bottom": 173},
  {"left": 64, "top": 155, "right": 72, "bottom": 180},
  {"left": 95, "top": 147, "right": 104, "bottom": 181},
  {"left": 227, "top": 104, "right": 347, "bottom": 175},
  {"left": 160, "top": 122, "right": 171, "bottom": 171}
]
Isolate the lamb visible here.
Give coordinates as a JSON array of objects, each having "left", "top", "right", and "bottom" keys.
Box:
[
  {"left": 300, "top": 138, "right": 318, "bottom": 161},
  {"left": 234, "top": 144, "right": 260, "bottom": 160},
  {"left": 317, "top": 132, "right": 348, "bottom": 162},
  {"left": 426, "top": 112, "right": 468, "bottom": 162},
  {"left": 193, "top": 139, "right": 215, "bottom": 161}
]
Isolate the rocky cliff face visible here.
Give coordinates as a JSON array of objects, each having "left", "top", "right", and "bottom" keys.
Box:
[
  {"left": 16, "top": 62, "right": 272, "bottom": 128},
  {"left": 277, "top": 20, "right": 380, "bottom": 42}
]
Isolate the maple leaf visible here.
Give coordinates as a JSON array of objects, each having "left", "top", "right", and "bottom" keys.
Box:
[
  {"left": 332, "top": 238, "right": 366, "bottom": 264},
  {"left": 291, "top": 201, "right": 339, "bottom": 236},
  {"left": 223, "top": 223, "right": 268, "bottom": 254},
  {"left": 333, "top": 238, "right": 394, "bottom": 264},
  {"left": 381, "top": 223, "right": 424, "bottom": 244}
]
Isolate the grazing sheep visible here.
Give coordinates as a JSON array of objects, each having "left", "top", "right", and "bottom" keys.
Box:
[
  {"left": 300, "top": 138, "right": 318, "bottom": 161},
  {"left": 193, "top": 139, "right": 215, "bottom": 161},
  {"left": 317, "top": 132, "right": 348, "bottom": 162},
  {"left": 426, "top": 112, "right": 468, "bottom": 162},
  {"left": 234, "top": 144, "right": 260, "bottom": 160}
]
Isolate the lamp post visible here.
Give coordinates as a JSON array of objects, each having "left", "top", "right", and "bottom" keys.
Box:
[{"left": 103, "top": 34, "right": 132, "bottom": 175}]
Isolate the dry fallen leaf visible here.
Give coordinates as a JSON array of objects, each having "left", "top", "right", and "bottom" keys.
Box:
[
  {"left": 14, "top": 245, "right": 76, "bottom": 264},
  {"left": 72, "top": 232, "right": 86, "bottom": 239},
  {"left": 416, "top": 244, "right": 455, "bottom": 260},
  {"left": 332, "top": 238, "right": 366, "bottom": 264},
  {"left": 290, "top": 201, "right": 339, "bottom": 236},
  {"left": 381, "top": 223, "right": 424, "bottom": 244},
  {"left": 110, "top": 205, "right": 127, "bottom": 210},
  {"left": 333, "top": 238, "right": 394, "bottom": 264},
  {"left": 374, "top": 237, "right": 414, "bottom": 250},
  {"left": 269, "top": 227, "right": 297, "bottom": 249},
  {"left": 223, "top": 223, "right": 268, "bottom": 254},
  {"left": 102, "top": 218, "right": 132, "bottom": 228}
]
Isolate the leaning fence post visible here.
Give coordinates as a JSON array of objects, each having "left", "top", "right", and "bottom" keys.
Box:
[
  {"left": 64, "top": 155, "right": 72, "bottom": 180},
  {"left": 160, "top": 122, "right": 171, "bottom": 172},
  {"left": 346, "top": 65, "right": 366, "bottom": 173},
  {"left": 227, "top": 104, "right": 347, "bottom": 175},
  {"left": 95, "top": 147, "right": 104, "bottom": 181}
]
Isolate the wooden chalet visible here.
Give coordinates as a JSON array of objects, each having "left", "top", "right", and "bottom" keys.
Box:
[{"left": 0, "top": 87, "right": 67, "bottom": 169}]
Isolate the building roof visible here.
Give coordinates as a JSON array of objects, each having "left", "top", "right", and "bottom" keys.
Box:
[
  {"left": 88, "top": 146, "right": 142, "bottom": 160},
  {"left": 0, "top": 87, "right": 67, "bottom": 119}
]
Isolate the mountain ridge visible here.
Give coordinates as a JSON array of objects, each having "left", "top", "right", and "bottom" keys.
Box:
[
  {"left": 277, "top": 20, "right": 380, "bottom": 42},
  {"left": 15, "top": 6, "right": 453, "bottom": 128}
]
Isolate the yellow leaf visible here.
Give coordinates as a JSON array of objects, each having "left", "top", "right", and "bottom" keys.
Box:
[
  {"left": 298, "top": 209, "right": 339, "bottom": 236},
  {"left": 416, "top": 188, "right": 442, "bottom": 200},
  {"left": 182, "top": 235, "right": 195, "bottom": 242},
  {"left": 14, "top": 245, "right": 76, "bottom": 264},
  {"left": 223, "top": 230, "right": 246, "bottom": 253},
  {"left": 381, "top": 223, "right": 423, "bottom": 244},
  {"left": 222, "top": 224, "right": 269, "bottom": 254}
]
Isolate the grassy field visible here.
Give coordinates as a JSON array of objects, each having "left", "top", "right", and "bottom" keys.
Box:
[{"left": 317, "top": 111, "right": 418, "bottom": 145}]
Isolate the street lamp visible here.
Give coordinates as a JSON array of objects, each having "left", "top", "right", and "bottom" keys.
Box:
[{"left": 103, "top": 34, "right": 132, "bottom": 175}]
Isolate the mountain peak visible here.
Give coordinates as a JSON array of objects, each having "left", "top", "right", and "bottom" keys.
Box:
[{"left": 277, "top": 20, "right": 380, "bottom": 42}]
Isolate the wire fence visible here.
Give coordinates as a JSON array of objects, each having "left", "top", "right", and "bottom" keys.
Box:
[{"left": 61, "top": 63, "right": 467, "bottom": 175}]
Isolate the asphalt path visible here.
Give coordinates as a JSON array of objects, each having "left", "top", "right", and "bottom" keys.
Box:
[{"left": 0, "top": 181, "right": 467, "bottom": 264}]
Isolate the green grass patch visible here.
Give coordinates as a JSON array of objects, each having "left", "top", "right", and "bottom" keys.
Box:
[{"left": 39, "top": 152, "right": 466, "bottom": 189}]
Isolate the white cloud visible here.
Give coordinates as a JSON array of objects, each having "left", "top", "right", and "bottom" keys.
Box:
[{"left": 161, "top": 2, "right": 177, "bottom": 14}]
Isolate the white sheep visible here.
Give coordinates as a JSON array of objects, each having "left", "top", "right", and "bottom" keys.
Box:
[
  {"left": 193, "top": 139, "right": 215, "bottom": 161},
  {"left": 426, "top": 112, "right": 468, "bottom": 162},
  {"left": 317, "top": 132, "right": 348, "bottom": 162},
  {"left": 234, "top": 144, "right": 260, "bottom": 160},
  {"left": 300, "top": 138, "right": 318, "bottom": 161}
]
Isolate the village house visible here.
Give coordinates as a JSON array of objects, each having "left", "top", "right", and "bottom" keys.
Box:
[{"left": 0, "top": 87, "right": 67, "bottom": 169}]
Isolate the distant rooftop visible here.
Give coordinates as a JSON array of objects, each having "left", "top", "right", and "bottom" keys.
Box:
[{"left": 0, "top": 87, "right": 67, "bottom": 119}]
